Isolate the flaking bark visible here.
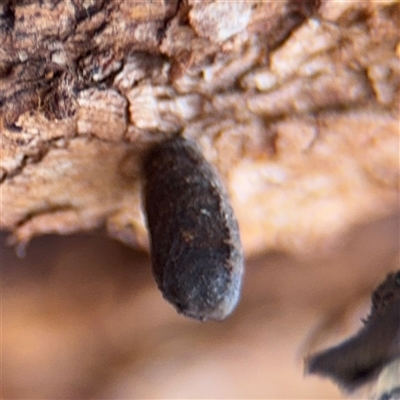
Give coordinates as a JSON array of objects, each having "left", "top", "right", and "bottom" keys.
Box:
[{"left": 1, "top": 0, "right": 399, "bottom": 256}]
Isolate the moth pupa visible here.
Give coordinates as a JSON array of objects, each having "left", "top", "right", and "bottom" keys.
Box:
[{"left": 143, "top": 136, "right": 244, "bottom": 321}]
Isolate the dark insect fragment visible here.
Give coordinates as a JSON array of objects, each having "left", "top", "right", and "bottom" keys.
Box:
[
  {"left": 306, "top": 270, "right": 400, "bottom": 392},
  {"left": 143, "top": 136, "right": 244, "bottom": 321}
]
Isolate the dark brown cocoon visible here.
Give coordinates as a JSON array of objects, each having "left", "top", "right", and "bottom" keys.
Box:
[{"left": 143, "top": 136, "right": 244, "bottom": 321}]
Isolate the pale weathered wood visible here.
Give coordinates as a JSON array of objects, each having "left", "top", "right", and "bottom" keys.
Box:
[{"left": 1, "top": 0, "right": 399, "bottom": 256}]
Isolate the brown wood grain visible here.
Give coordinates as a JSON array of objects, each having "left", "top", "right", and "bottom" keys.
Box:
[{"left": 1, "top": 1, "right": 399, "bottom": 256}]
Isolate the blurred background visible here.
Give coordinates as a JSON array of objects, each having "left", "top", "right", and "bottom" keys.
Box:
[{"left": 1, "top": 213, "right": 399, "bottom": 398}]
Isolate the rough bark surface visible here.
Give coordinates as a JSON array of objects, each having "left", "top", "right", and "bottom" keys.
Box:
[{"left": 1, "top": 0, "right": 399, "bottom": 256}]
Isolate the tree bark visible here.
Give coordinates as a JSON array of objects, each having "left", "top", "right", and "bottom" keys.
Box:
[{"left": 1, "top": 0, "right": 399, "bottom": 256}]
